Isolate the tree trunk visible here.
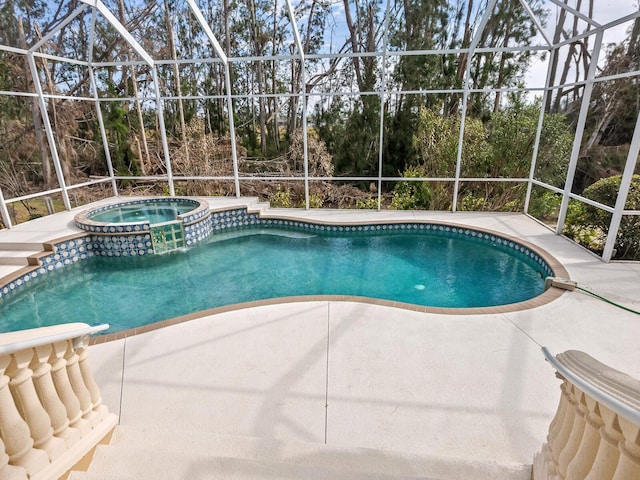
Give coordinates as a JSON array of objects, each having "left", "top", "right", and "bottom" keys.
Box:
[
  {"left": 119, "top": 0, "right": 149, "bottom": 176},
  {"left": 553, "top": 0, "right": 582, "bottom": 112},
  {"left": 18, "top": 18, "right": 52, "bottom": 188},
  {"left": 493, "top": 15, "right": 512, "bottom": 113},
  {"left": 448, "top": 0, "right": 473, "bottom": 116},
  {"left": 546, "top": 0, "right": 568, "bottom": 112},
  {"left": 34, "top": 23, "right": 71, "bottom": 184},
  {"left": 342, "top": 0, "right": 364, "bottom": 90},
  {"left": 247, "top": 0, "right": 267, "bottom": 155},
  {"left": 164, "top": 0, "right": 190, "bottom": 163}
]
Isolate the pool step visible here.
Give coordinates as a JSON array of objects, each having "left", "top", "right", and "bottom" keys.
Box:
[
  {"left": 0, "top": 242, "right": 53, "bottom": 267},
  {"left": 0, "top": 264, "right": 24, "bottom": 279},
  {"left": 69, "top": 426, "right": 531, "bottom": 480}
]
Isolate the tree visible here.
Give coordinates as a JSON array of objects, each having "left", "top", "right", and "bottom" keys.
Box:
[
  {"left": 408, "top": 100, "right": 572, "bottom": 211},
  {"left": 468, "top": 0, "right": 546, "bottom": 115}
]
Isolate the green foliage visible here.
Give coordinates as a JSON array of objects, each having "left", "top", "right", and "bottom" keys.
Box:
[
  {"left": 269, "top": 185, "right": 292, "bottom": 208},
  {"left": 304, "top": 193, "right": 325, "bottom": 209},
  {"left": 356, "top": 197, "right": 379, "bottom": 209},
  {"left": 102, "top": 100, "right": 140, "bottom": 176},
  {"left": 409, "top": 102, "right": 573, "bottom": 211},
  {"left": 411, "top": 108, "right": 486, "bottom": 209},
  {"left": 331, "top": 97, "right": 380, "bottom": 176},
  {"left": 564, "top": 175, "right": 640, "bottom": 259},
  {"left": 528, "top": 190, "right": 562, "bottom": 220},
  {"left": 391, "top": 166, "right": 432, "bottom": 210}
]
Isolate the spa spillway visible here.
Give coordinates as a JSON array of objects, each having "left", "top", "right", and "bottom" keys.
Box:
[{"left": 74, "top": 197, "right": 211, "bottom": 255}]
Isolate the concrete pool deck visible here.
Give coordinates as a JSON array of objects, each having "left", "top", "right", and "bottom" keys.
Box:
[{"left": 1, "top": 197, "right": 639, "bottom": 472}]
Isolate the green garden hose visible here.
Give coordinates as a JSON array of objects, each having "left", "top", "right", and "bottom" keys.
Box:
[{"left": 576, "top": 286, "right": 640, "bottom": 315}]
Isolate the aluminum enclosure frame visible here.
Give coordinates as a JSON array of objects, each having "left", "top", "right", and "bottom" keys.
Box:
[{"left": 0, "top": 1, "right": 638, "bottom": 263}]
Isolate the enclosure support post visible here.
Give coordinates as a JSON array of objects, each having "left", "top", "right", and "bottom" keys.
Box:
[
  {"left": 524, "top": 48, "right": 556, "bottom": 213},
  {"left": 27, "top": 53, "right": 72, "bottom": 211},
  {"left": 602, "top": 108, "right": 640, "bottom": 262},
  {"left": 0, "top": 186, "right": 12, "bottom": 229},
  {"left": 285, "top": 0, "right": 308, "bottom": 208},
  {"left": 224, "top": 66, "right": 241, "bottom": 198},
  {"left": 555, "top": 30, "right": 603, "bottom": 235},
  {"left": 301, "top": 68, "right": 309, "bottom": 208},
  {"left": 453, "top": 0, "right": 498, "bottom": 212},
  {"left": 376, "top": 0, "right": 392, "bottom": 211},
  {"left": 152, "top": 67, "right": 175, "bottom": 197}
]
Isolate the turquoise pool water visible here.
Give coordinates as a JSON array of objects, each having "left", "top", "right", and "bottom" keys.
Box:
[
  {"left": 88, "top": 199, "right": 196, "bottom": 224},
  {"left": 0, "top": 227, "right": 547, "bottom": 334}
]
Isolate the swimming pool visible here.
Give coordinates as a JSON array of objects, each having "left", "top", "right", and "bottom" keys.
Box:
[{"left": 0, "top": 221, "right": 557, "bottom": 334}]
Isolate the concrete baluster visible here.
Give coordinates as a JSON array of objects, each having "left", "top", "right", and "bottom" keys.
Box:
[
  {"left": 0, "top": 355, "right": 49, "bottom": 475},
  {"left": 7, "top": 349, "right": 66, "bottom": 461},
  {"left": 549, "top": 378, "right": 571, "bottom": 440},
  {"left": 31, "top": 344, "right": 81, "bottom": 447},
  {"left": 0, "top": 437, "right": 28, "bottom": 480},
  {"left": 584, "top": 405, "right": 623, "bottom": 480},
  {"left": 565, "top": 396, "right": 605, "bottom": 479},
  {"left": 538, "top": 380, "right": 571, "bottom": 479},
  {"left": 49, "top": 340, "right": 91, "bottom": 437},
  {"left": 611, "top": 416, "right": 640, "bottom": 480},
  {"left": 76, "top": 335, "right": 108, "bottom": 419},
  {"left": 549, "top": 381, "right": 578, "bottom": 475},
  {"left": 557, "top": 385, "right": 588, "bottom": 478},
  {"left": 65, "top": 339, "right": 100, "bottom": 427}
]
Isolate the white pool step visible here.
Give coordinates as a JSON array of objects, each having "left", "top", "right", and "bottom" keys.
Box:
[
  {"left": 69, "top": 426, "right": 531, "bottom": 480},
  {"left": 0, "top": 241, "right": 47, "bottom": 251},
  {"left": 0, "top": 242, "right": 52, "bottom": 267},
  {"left": 0, "top": 264, "right": 24, "bottom": 278}
]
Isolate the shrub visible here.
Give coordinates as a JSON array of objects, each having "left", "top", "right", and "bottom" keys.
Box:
[
  {"left": 564, "top": 175, "right": 640, "bottom": 259},
  {"left": 270, "top": 185, "right": 292, "bottom": 208},
  {"left": 391, "top": 166, "right": 431, "bottom": 210},
  {"left": 528, "top": 190, "right": 562, "bottom": 220},
  {"left": 305, "top": 193, "right": 325, "bottom": 209},
  {"left": 356, "top": 197, "right": 379, "bottom": 209}
]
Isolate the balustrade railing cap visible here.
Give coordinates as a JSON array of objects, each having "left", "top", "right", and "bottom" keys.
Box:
[
  {"left": 557, "top": 350, "right": 640, "bottom": 410},
  {"left": 543, "top": 347, "right": 640, "bottom": 427},
  {"left": 0, "top": 323, "right": 109, "bottom": 355}
]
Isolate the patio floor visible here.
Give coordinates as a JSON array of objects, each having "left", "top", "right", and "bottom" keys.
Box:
[{"left": 2, "top": 197, "right": 639, "bottom": 468}]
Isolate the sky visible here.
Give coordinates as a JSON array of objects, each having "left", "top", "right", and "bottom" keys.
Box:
[{"left": 516, "top": 1, "right": 637, "bottom": 95}]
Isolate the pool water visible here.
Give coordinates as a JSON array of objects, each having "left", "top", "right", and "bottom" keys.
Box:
[
  {"left": 88, "top": 199, "right": 196, "bottom": 224},
  {"left": 0, "top": 227, "right": 546, "bottom": 333}
]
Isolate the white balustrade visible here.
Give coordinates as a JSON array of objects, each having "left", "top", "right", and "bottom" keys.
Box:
[
  {"left": 0, "top": 323, "right": 118, "bottom": 479},
  {"left": 7, "top": 349, "right": 66, "bottom": 461},
  {"left": 0, "top": 355, "right": 49, "bottom": 475},
  {"left": 76, "top": 337, "right": 109, "bottom": 420},
  {"left": 0, "top": 436, "right": 27, "bottom": 480},
  {"left": 50, "top": 339, "right": 92, "bottom": 437},
  {"left": 64, "top": 339, "right": 100, "bottom": 427},
  {"left": 31, "top": 344, "right": 81, "bottom": 447},
  {"left": 534, "top": 349, "right": 640, "bottom": 480}
]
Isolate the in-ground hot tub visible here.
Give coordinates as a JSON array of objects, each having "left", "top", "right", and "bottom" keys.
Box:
[
  {"left": 74, "top": 197, "right": 212, "bottom": 255},
  {"left": 86, "top": 198, "right": 198, "bottom": 224}
]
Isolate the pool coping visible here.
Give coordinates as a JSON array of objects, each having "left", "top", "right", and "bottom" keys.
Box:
[{"left": 0, "top": 202, "right": 570, "bottom": 345}]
